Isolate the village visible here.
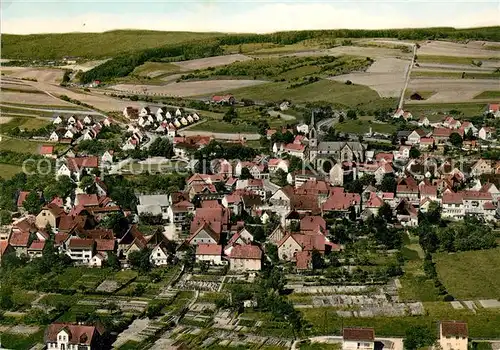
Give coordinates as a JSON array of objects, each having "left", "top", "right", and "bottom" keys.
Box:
[{"left": 0, "top": 90, "right": 499, "bottom": 349}]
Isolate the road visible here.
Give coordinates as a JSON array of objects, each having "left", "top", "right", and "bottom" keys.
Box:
[
  {"left": 0, "top": 103, "right": 103, "bottom": 116},
  {"left": 398, "top": 43, "right": 417, "bottom": 110}
]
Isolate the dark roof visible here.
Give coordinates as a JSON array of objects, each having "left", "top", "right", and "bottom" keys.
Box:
[
  {"left": 441, "top": 321, "right": 468, "bottom": 338},
  {"left": 343, "top": 327, "right": 375, "bottom": 341}
]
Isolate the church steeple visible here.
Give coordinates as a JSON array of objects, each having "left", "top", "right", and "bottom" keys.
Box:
[{"left": 309, "top": 111, "right": 317, "bottom": 148}]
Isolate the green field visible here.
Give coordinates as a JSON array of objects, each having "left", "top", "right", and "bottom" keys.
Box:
[
  {"left": 131, "top": 61, "right": 181, "bottom": 77},
  {"left": 303, "top": 301, "right": 500, "bottom": 338},
  {"left": 0, "top": 138, "right": 53, "bottom": 154},
  {"left": 0, "top": 115, "right": 51, "bottom": 130},
  {"left": 0, "top": 330, "right": 44, "bottom": 350},
  {"left": 189, "top": 119, "right": 259, "bottom": 133},
  {"left": 335, "top": 117, "right": 397, "bottom": 135},
  {"left": 0, "top": 164, "right": 25, "bottom": 179},
  {"left": 474, "top": 91, "right": 500, "bottom": 99},
  {"left": 417, "top": 55, "right": 500, "bottom": 65},
  {"left": 2, "top": 30, "right": 222, "bottom": 59},
  {"left": 434, "top": 248, "right": 500, "bottom": 299},
  {"left": 214, "top": 79, "right": 383, "bottom": 108},
  {"left": 404, "top": 102, "right": 487, "bottom": 118},
  {"left": 411, "top": 71, "right": 500, "bottom": 79}
]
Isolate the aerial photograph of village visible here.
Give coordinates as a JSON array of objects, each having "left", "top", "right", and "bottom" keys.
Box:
[{"left": 0, "top": 1, "right": 499, "bottom": 349}]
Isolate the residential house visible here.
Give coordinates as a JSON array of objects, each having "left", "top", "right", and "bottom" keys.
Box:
[
  {"left": 44, "top": 322, "right": 105, "bottom": 350},
  {"left": 478, "top": 127, "right": 496, "bottom": 141},
  {"left": 342, "top": 327, "right": 375, "bottom": 350},
  {"left": 195, "top": 244, "right": 223, "bottom": 265},
  {"left": 150, "top": 242, "right": 171, "bottom": 266},
  {"left": 167, "top": 200, "right": 194, "bottom": 232},
  {"left": 66, "top": 238, "right": 95, "bottom": 264},
  {"left": 407, "top": 129, "right": 427, "bottom": 145},
  {"left": 268, "top": 158, "right": 289, "bottom": 174},
  {"left": 470, "top": 159, "right": 492, "bottom": 177},
  {"left": 329, "top": 163, "right": 344, "bottom": 186},
  {"left": 282, "top": 143, "right": 306, "bottom": 160},
  {"left": 211, "top": 94, "right": 235, "bottom": 105},
  {"left": 27, "top": 240, "right": 45, "bottom": 259},
  {"left": 36, "top": 204, "right": 65, "bottom": 229},
  {"left": 9, "top": 230, "right": 30, "bottom": 257},
  {"left": 229, "top": 245, "right": 262, "bottom": 271},
  {"left": 188, "top": 223, "right": 221, "bottom": 246},
  {"left": 40, "top": 145, "right": 55, "bottom": 158},
  {"left": 67, "top": 157, "right": 100, "bottom": 181},
  {"left": 394, "top": 145, "right": 411, "bottom": 161},
  {"left": 439, "top": 321, "right": 468, "bottom": 350},
  {"left": 137, "top": 195, "right": 170, "bottom": 220},
  {"left": 101, "top": 150, "right": 114, "bottom": 165},
  {"left": 117, "top": 226, "right": 147, "bottom": 259},
  {"left": 418, "top": 116, "right": 430, "bottom": 127},
  {"left": 442, "top": 192, "right": 465, "bottom": 220},
  {"left": 432, "top": 128, "right": 452, "bottom": 144},
  {"left": 278, "top": 233, "right": 326, "bottom": 263},
  {"left": 419, "top": 137, "right": 434, "bottom": 150},
  {"left": 485, "top": 103, "right": 500, "bottom": 118}
]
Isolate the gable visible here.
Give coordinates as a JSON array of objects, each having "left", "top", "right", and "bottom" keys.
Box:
[{"left": 194, "top": 229, "right": 215, "bottom": 240}]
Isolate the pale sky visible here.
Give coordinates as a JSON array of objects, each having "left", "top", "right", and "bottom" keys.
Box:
[{"left": 2, "top": 0, "right": 499, "bottom": 34}]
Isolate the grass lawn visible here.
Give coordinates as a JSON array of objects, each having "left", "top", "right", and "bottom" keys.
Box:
[
  {"left": 416, "top": 55, "right": 499, "bottom": 65},
  {"left": 118, "top": 340, "right": 141, "bottom": 350},
  {"left": 189, "top": 119, "right": 259, "bottom": 133},
  {"left": 0, "top": 330, "right": 44, "bottom": 350},
  {"left": 474, "top": 91, "right": 500, "bottom": 99},
  {"left": 434, "top": 248, "right": 500, "bottom": 299},
  {"left": 303, "top": 302, "right": 500, "bottom": 338},
  {"left": 404, "top": 102, "right": 486, "bottom": 118},
  {"left": 411, "top": 71, "right": 500, "bottom": 79},
  {"left": 39, "top": 294, "right": 77, "bottom": 307},
  {"left": 299, "top": 342, "right": 341, "bottom": 350},
  {"left": 132, "top": 61, "right": 181, "bottom": 77},
  {"left": 213, "top": 79, "right": 383, "bottom": 108},
  {"left": 335, "top": 118, "right": 397, "bottom": 135},
  {"left": 0, "top": 164, "right": 24, "bottom": 179}
]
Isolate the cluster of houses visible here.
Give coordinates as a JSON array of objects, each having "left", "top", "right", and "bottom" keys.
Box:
[
  {"left": 123, "top": 106, "right": 200, "bottom": 135},
  {"left": 49, "top": 115, "right": 113, "bottom": 143}
]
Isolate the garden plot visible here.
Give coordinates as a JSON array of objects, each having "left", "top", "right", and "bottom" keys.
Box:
[
  {"left": 110, "top": 79, "right": 267, "bottom": 97},
  {"left": 112, "top": 318, "right": 151, "bottom": 348},
  {"left": 407, "top": 78, "right": 500, "bottom": 103},
  {"left": 329, "top": 58, "right": 409, "bottom": 97},
  {"left": 418, "top": 40, "right": 500, "bottom": 58},
  {"left": 172, "top": 54, "right": 252, "bottom": 71}
]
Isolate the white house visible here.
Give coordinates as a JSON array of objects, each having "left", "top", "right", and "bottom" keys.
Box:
[
  {"left": 485, "top": 103, "right": 500, "bottom": 118},
  {"left": 49, "top": 131, "right": 61, "bottom": 142},
  {"left": 66, "top": 238, "right": 94, "bottom": 264},
  {"left": 53, "top": 116, "right": 63, "bottom": 125},
  {"left": 150, "top": 243, "right": 170, "bottom": 266},
  {"left": 44, "top": 323, "right": 103, "bottom": 350},
  {"left": 137, "top": 194, "right": 170, "bottom": 220},
  {"left": 83, "top": 116, "right": 93, "bottom": 124},
  {"left": 175, "top": 108, "right": 182, "bottom": 117},
  {"left": 88, "top": 252, "right": 107, "bottom": 268},
  {"left": 64, "top": 129, "right": 75, "bottom": 139},
  {"left": 195, "top": 244, "right": 223, "bottom": 265},
  {"left": 101, "top": 150, "right": 114, "bottom": 165},
  {"left": 296, "top": 123, "right": 309, "bottom": 134},
  {"left": 439, "top": 321, "right": 468, "bottom": 350},
  {"left": 478, "top": 127, "right": 496, "bottom": 141},
  {"left": 342, "top": 327, "right": 375, "bottom": 350},
  {"left": 229, "top": 245, "right": 262, "bottom": 271},
  {"left": 268, "top": 159, "right": 289, "bottom": 174},
  {"left": 56, "top": 164, "right": 72, "bottom": 179}
]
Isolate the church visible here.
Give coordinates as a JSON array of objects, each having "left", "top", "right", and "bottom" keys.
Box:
[{"left": 307, "top": 112, "right": 367, "bottom": 169}]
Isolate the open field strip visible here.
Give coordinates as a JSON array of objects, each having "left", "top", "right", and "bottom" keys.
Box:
[
  {"left": 171, "top": 54, "right": 253, "bottom": 71},
  {"left": 418, "top": 40, "right": 500, "bottom": 58}
]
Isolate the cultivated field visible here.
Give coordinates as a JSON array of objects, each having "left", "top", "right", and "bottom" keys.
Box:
[
  {"left": 172, "top": 54, "right": 253, "bottom": 71},
  {"left": 0, "top": 91, "right": 73, "bottom": 106},
  {"left": 418, "top": 40, "right": 500, "bottom": 58},
  {"left": 2, "top": 67, "right": 65, "bottom": 84},
  {"left": 110, "top": 79, "right": 268, "bottom": 97},
  {"left": 406, "top": 78, "right": 500, "bottom": 102},
  {"left": 132, "top": 62, "right": 181, "bottom": 78},
  {"left": 329, "top": 58, "right": 409, "bottom": 97},
  {"left": 56, "top": 59, "right": 110, "bottom": 72},
  {"left": 434, "top": 248, "right": 500, "bottom": 299}
]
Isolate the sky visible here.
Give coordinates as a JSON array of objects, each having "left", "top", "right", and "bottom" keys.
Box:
[{"left": 2, "top": 0, "right": 499, "bottom": 34}]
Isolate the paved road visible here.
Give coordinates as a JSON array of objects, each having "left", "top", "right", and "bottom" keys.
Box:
[
  {"left": 398, "top": 43, "right": 417, "bottom": 110},
  {"left": 0, "top": 103, "right": 102, "bottom": 116}
]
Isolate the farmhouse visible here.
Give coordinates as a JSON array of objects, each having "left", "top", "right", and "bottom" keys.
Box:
[
  {"left": 44, "top": 322, "right": 105, "bottom": 350},
  {"left": 439, "top": 321, "right": 468, "bottom": 350},
  {"left": 229, "top": 244, "right": 262, "bottom": 271},
  {"left": 342, "top": 327, "right": 375, "bottom": 350}
]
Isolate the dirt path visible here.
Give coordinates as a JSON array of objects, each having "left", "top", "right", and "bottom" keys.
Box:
[{"left": 399, "top": 43, "right": 417, "bottom": 110}]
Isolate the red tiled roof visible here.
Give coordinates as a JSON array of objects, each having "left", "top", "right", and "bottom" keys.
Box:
[
  {"left": 419, "top": 185, "right": 437, "bottom": 197},
  {"left": 189, "top": 221, "right": 221, "bottom": 242},
  {"left": 58, "top": 215, "right": 86, "bottom": 232},
  {"left": 29, "top": 240, "right": 45, "bottom": 251},
  {"left": 366, "top": 193, "right": 384, "bottom": 208},
  {"left": 441, "top": 321, "right": 468, "bottom": 337},
  {"left": 230, "top": 244, "right": 262, "bottom": 259},
  {"left": 343, "top": 327, "right": 375, "bottom": 341},
  {"left": 67, "top": 157, "right": 99, "bottom": 171},
  {"left": 43, "top": 203, "right": 65, "bottom": 217},
  {"left": 39, "top": 145, "right": 54, "bottom": 155},
  {"left": 442, "top": 192, "right": 463, "bottom": 205},
  {"left": 95, "top": 239, "right": 115, "bottom": 251},
  {"left": 322, "top": 192, "right": 360, "bottom": 211},
  {"left": 9, "top": 231, "right": 30, "bottom": 247},
  {"left": 76, "top": 194, "right": 99, "bottom": 207},
  {"left": 17, "top": 191, "right": 30, "bottom": 208},
  {"left": 461, "top": 191, "right": 492, "bottom": 200},
  {"left": 201, "top": 200, "right": 221, "bottom": 209},
  {"left": 420, "top": 137, "right": 434, "bottom": 144},
  {"left": 45, "top": 323, "right": 102, "bottom": 345},
  {"left": 375, "top": 153, "right": 394, "bottom": 162},
  {"left": 50, "top": 197, "right": 64, "bottom": 207},
  {"left": 484, "top": 202, "right": 496, "bottom": 210},
  {"left": 284, "top": 143, "right": 305, "bottom": 152},
  {"left": 433, "top": 128, "right": 452, "bottom": 138},
  {"left": 196, "top": 243, "right": 222, "bottom": 255},
  {"left": 300, "top": 216, "right": 326, "bottom": 232},
  {"left": 54, "top": 233, "right": 70, "bottom": 246},
  {"left": 68, "top": 238, "right": 94, "bottom": 249},
  {"left": 0, "top": 241, "right": 11, "bottom": 256}
]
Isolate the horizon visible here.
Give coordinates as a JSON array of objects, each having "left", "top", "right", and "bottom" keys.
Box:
[{"left": 2, "top": 1, "right": 499, "bottom": 35}]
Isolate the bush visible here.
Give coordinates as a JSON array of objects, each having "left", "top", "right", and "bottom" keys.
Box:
[
  {"left": 443, "top": 294, "right": 455, "bottom": 302},
  {"left": 345, "top": 80, "right": 352, "bottom": 85}
]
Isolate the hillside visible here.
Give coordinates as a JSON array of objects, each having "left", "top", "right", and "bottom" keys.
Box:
[
  {"left": 1, "top": 30, "right": 222, "bottom": 59},
  {"left": 2, "top": 26, "right": 500, "bottom": 60}
]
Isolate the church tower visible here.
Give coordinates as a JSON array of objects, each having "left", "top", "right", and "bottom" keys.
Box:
[{"left": 308, "top": 111, "right": 318, "bottom": 163}]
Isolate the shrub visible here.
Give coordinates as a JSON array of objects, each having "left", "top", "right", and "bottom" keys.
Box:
[{"left": 443, "top": 294, "right": 455, "bottom": 302}]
